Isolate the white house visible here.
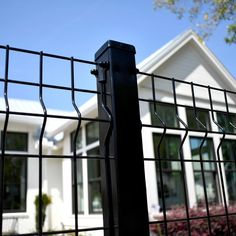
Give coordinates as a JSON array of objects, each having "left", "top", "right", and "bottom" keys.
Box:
[{"left": 1, "top": 30, "right": 236, "bottom": 235}]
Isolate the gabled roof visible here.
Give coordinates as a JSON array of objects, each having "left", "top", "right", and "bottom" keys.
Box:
[{"left": 137, "top": 29, "right": 236, "bottom": 89}]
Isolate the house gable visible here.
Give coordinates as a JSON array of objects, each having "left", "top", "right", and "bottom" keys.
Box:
[
  {"left": 153, "top": 41, "right": 232, "bottom": 90},
  {"left": 138, "top": 30, "right": 236, "bottom": 93},
  {"left": 137, "top": 31, "right": 236, "bottom": 110}
]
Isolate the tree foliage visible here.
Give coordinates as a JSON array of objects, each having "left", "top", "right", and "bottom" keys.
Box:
[{"left": 154, "top": 0, "right": 236, "bottom": 44}]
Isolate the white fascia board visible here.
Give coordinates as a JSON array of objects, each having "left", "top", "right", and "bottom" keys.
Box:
[
  {"left": 137, "top": 30, "right": 198, "bottom": 83},
  {"left": 0, "top": 114, "right": 42, "bottom": 126},
  {"left": 192, "top": 36, "right": 236, "bottom": 90}
]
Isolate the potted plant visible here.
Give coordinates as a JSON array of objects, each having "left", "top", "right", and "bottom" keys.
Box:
[{"left": 34, "top": 193, "right": 52, "bottom": 232}]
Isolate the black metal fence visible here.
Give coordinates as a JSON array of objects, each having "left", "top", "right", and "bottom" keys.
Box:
[
  {"left": 0, "top": 40, "right": 236, "bottom": 236},
  {"left": 138, "top": 70, "right": 236, "bottom": 236},
  {"left": 0, "top": 45, "right": 109, "bottom": 236}
]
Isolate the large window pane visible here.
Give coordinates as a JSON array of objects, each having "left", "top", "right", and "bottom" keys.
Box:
[
  {"left": 221, "top": 140, "right": 236, "bottom": 202},
  {"left": 190, "top": 137, "right": 219, "bottom": 204},
  {"left": 2, "top": 132, "right": 28, "bottom": 212},
  {"left": 186, "top": 108, "right": 211, "bottom": 131},
  {"left": 153, "top": 134, "right": 184, "bottom": 210},
  {"left": 87, "top": 147, "right": 102, "bottom": 214},
  {"left": 3, "top": 156, "right": 27, "bottom": 212},
  {"left": 150, "top": 103, "right": 178, "bottom": 128},
  {"left": 86, "top": 122, "right": 99, "bottom": 145}
]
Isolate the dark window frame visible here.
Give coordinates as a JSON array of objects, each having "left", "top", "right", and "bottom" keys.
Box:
[
  {"left": 2, "top": 132, "right": 28, "bottom": 213},
  {"left": 153, "top": 133, "right": 185, "bottom": 210},
  {"left": 190, "top": 137, "right": 220, "bottom": 205}
]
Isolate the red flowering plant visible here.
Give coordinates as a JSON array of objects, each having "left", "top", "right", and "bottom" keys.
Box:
[{"left": 150, "top": 203, "right": 236, "bottom": 236}]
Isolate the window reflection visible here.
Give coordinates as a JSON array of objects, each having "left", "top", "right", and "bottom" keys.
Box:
[
  {"left": 190, "top": 137, "right": 219, "bottom": 204},
  {"left": 186, "top": 108, "right": 211, "bottom": 131},
  {"left": 150, "top": 102, "right": 179, "bottom": 128},
  {"left": 153, "top": 134, "right": 184, "bottom": 209}
]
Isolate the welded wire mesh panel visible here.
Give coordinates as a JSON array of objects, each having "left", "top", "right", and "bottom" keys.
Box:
[
  {"left": 138, "top": 70, "right": 236, "bottom": 235},
  {"left": 0, "top": 45, "right": 110, "bottom": 236},
  {"left": 1, "top": 41, "right": 236, "bottom": 236}
]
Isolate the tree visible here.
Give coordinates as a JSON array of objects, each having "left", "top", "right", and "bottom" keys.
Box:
[{"left": 154, "top": 0, "right": 236, "bottom": 44}]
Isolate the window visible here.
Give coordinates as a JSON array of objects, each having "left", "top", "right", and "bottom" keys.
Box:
[
  {"left": 150, "top": 102, "right": 178, "bottom": 128},
  {"left": 153, "top": 134, "right": 185, "bottom": 210},
  {"left": 86, "top": 122, "right": 99, "bottom": 145},
  {"left": 186, "top": 108, "right": 211, "bottom": 131},
  {"left": 72, "top": 158, "right": 84, "bottom": 213},
  {"left": 217, "top": 112, "right": 236, "bottom": 133},
  {"left": 190, "top": 137, "right": 219, "bottom": 204},
  {"left": 87, "top": 147, "right": 102, "bottom": 214},
  {"left": 70, "top": 129, "right": 82, "bottom": 152},
  {"left": 2, "top": 132, "right": 28, "bottom": 212},
  {"left": 221, "top": 139, "right": 236, "bottom": 202}
]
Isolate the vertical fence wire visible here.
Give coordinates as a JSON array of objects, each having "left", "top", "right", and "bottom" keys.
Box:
[
  {"left": 0, "top": 45, "right": 10, "bottom": 235},
  {"left": 208, "top": 86, "right": 231, "bottom": 235},
  {"left": 191, "top": 82, "right": 212, "bottom": 234},
  {"left": 151, "top": 74, "right": 168, "bottom": 235},
  {"left": 71, "top": 57, "right": 80, "bottom": 236},
  {"left": 38, "top": 51, "right": 48, "bottom": 235},
  {"left": 172, "top": 79, "right": 191, "bottom": 235}
]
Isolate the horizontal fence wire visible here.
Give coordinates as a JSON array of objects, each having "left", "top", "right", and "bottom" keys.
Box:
[
  {"left": 0, "top": 45, "right": 111, "bottom": 236},
  {"left": 137, "top": 70, "right": 236, "bottom": 235}
]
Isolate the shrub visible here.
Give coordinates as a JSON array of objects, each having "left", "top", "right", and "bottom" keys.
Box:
[{"left": 150, "top": 204, "right": 236, "bottom": 235}]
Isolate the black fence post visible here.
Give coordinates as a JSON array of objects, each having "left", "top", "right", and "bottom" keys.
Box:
[{"left": 95, "top": 41, "right": 150, "bottom": 236}]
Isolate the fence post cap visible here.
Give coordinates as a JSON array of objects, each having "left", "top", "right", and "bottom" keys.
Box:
[{"left": 95, "top": 40, "right": 136, "bottom": 60}]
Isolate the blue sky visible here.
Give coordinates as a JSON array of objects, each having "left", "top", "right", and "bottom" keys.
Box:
[{"left": 0, "top": 0, "right": 235, "bottom": 111}]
